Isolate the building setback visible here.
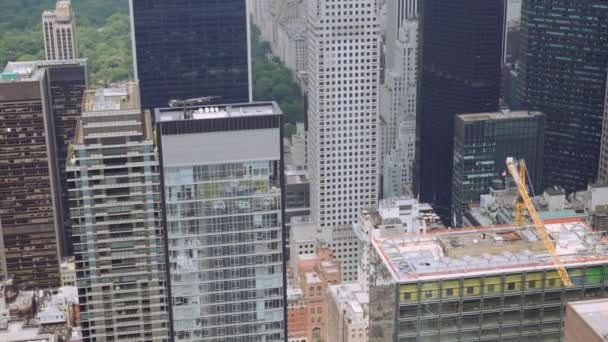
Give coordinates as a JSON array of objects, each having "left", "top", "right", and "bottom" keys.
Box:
[
  {"left": 517, "top": 0, "right": 608, "bottom": 192},
  {"left": 67, "top": 83, "right": 169, "bottom": 342},
  {"left": 369, "top": 219, "right": 608, "bottom": 342},
  {"left": 451, "top": 110, "right": 545, "bottom": 226},
  {"left": 42, "top": 0, "right": 79, "bottom": 61},
  {"left": 0, "top": 65, "right": 61, "bottom": 289},
  {"left": 156, "top": 102, "right": 286, "bottom": 341},
  {"left": 306, "top": 0, "right": 381, "bottom": 228},
  {"left": 416, "top": 0, "right": 505, "bottom": 217},
  {"left": 130, "top": 0, "right": 251, "bottom": 111}
]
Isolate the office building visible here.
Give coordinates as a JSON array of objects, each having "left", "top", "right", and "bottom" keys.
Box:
[
  {"left": 290, "top": 220, "right": 360, "bottom": 283},
  {"left": 327, "top": 283, "right": 370, "bottom": 342},
  {"left": 451, "top": 111, "right": 545, "bottom": 226},
  {"left": 306, "top": 0, "right": 381, "bottom": 228},
  {"left": 517, "top": 0, "right": 608, "bottom": 191},
  {"left": 369, "top": 219, "right": 608, "bottom": 342},
  {"left": 4, "top": 59, "right": 88, "bottom": 256},
  {"left": 156, "top": 102, "right": 285, "bottom": 341},
  {"left": 0, "top": 64, "right": 62, "bottom": 289},
  {"left": 42, "top": 0, "right": 79, "bottom": 61},
  {"left": 130, "top": 0, "right": 251, "bottom": 111},
  {"left": 67, "top": 83, "right": 169, "bottom": 341},
  {"left": 416, "top": 0, "right": 505, "bottom": 216},
  {"left": 286, "top": 285, "right": 306, "bottom": 342},
  {"left": 379, "top": 0, "right": 418, "bottom": 197},
  {"left": 564, "top": 299, "right": 608, "bottom": 342},
  {"left": 597, "top": 72, "right": 608, "bottom": 184}
]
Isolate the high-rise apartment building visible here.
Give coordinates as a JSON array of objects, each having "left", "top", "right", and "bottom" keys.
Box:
[
  {"left": 517, "top": 0, "right": 608, "bottom": 192},
  {"left": 595, "top": 72, "right": 608, "bottom": 184},
  {"left": 451, "top": 111, "right": 545, "bottom": 226},
  {"left": 380, "top": 0, "right": 419, "bottom": 198},
  {"left": 156, "top": 102, "right": 286, "bottom": 341},
  {"left": 68, "top": 83, "right": 169, "bottom": 342},
  {"left": 416, "top": 0, "right": 505, "bottom": 216},
  {"left": 42, "top": 0, "right": 79, "bottom": 61},
  {"left": 130, "top": 0, "right": 251, "bottom": 111},
  {"left": 0, "top": 64, "right": 62, "bottom": 289},
  {"left": 1, "top": 59, "right": 87, "bottom": 262},
  {"left": 369, "top": 219, "right": 608, "bottom": 342},
  {"left": 306, "top": 0, "right": 381, "bottom": 228}
]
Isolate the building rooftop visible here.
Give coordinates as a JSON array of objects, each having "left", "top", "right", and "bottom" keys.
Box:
[
  {"left": 304, "top": 272, "right": 321, "bottom": 285},
  {"left": 156, "top": 102, "right": 282, "bottom": 122},
  {"left": 372, "top": 219, "right": 608, "bottom": 283},
  {"left": 458, "top": 110, "right": 543, "bottom": 122},
  {"left": 83, "top": 82, "right": 140, "bottom": 112},
  {"left": 0, "top": 321, "right": 56, "bottom": 342},
  {"left": 1, "top": 60, "right": 86, "bottom": 83},
  {"left": 567, "top": 299, "right": 608, "bottom": 341}
]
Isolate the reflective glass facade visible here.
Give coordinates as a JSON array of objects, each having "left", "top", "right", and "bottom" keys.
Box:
[
  {"left": 164, "top": 162, "right": 284, "bottom": 341},
  {"left": 130, "top": 0, "right": 250, "bottom": 111},
  {"left": 416, "top": 0, "right": 504, "bottom": 217},
  {"left": 157, "top": 103, "right": 285, "bottom": 342},
  {"left": 451, "top": 111, "right": 545, "bottom": 226},
  {"left": 517, "top": 0, "right": 608, "bottom": 191}
]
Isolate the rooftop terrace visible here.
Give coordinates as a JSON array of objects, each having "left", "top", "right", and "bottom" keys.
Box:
[
  {"left": 372, "top": 219, "right": 608, "bottom": 283},
  {"left": 83, "top": 82, "right": 140, "bottom": 112}
]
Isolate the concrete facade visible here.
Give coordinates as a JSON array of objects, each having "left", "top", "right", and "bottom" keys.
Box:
[
  {"left": 42, "top": 1, "right": 79, "bottom": 61},
  {"left": 306, "top": 0, "right": 381, "bottom": 228}
]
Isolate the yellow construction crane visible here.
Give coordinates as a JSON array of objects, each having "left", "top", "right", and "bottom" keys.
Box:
[
  {"left": 506, "top": 157, "right": 573, "bottom": 287},
  {"left": 513, "top": 161, "right": 527, "bottom": 226}
]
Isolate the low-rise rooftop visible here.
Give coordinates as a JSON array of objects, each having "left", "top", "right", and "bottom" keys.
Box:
[
  {"left": 1, "top": 60, "right": 86, "bottom": 83},
  {"left": 567, "top": 299, "right": 608, "bottom": 341},
  {"left": 373, "top": 219, "right": 608, "bottom": 283}
]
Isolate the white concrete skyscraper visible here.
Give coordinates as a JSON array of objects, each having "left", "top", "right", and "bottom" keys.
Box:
[
  {"left": 306, "top": 0, "right": 381, "bottom": 228},
  {"left": 380, "top": 0, "right": 419, "bottom": 198},
  {"left": 42, "top": 0, "right": 79, "bottom": 60}
]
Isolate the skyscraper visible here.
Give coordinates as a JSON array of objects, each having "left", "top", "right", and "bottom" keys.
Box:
[
  {"left": 0, "top": 63, "right": 67, "bottom": 289},
  {"left": 130, "top": 0, "right": 251, "bottom": 111},
  {"left": 1, "top": 60, "right": 87, "bottom": 258},
  {"left": 416, "top": 0, "right": 505, "bottom": 216},
  {"left": 156, "top": 102, "right": 286, "bottom": 341},
  {"left": 597, "top": 72, "right": 608, "bottom": 184},
  {"left": 42, "top": 0, "right": 79, "bottom": 61},
  {"left": 68, "top": 82, "right": 169, "bottom": 342},
  {"left": 306, "top": 0, "right": 381, "bottom": 228},
  {"left": 380, "top": 0, "right": 419, "bottom": 198},
  {"left": 517, "top": 0, "right": 608, "bottom": 191},
  {"left": 451, "top": 110, "right": 545, "bottom": 226}
]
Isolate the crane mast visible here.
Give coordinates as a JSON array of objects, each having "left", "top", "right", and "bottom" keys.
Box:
[{"left": 506, "top": 157, "right": 573, "bottom": 287}]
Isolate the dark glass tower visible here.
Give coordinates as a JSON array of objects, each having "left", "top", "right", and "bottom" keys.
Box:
[
  {"left": 517, "top": 0, "right": 608, "bottom": 192},
  {"left": 416, "top": 0, "right": 505, "bottom": 218},
  {"left": 451, "top": 111, "right": 545, "bottom": 226},
  {"left": 130, "top": 0, "right": 251, "bottom": 111}
]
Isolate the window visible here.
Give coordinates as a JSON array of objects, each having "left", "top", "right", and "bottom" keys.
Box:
[
  {"left": 528, "top": 280, "right": 536, "bottom": 289},
  {"left": 467, "top": 286, "right": 475, "bottom": 295},
  {"left": 507, "top": 282, "right": 516, "bottom": 291}
]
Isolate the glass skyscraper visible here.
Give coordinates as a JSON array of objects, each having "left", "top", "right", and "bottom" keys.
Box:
[
  {"left": 129, "top": 0, "right": 251, "bottom": 111},
  {"left": 516, "top": 0, "right": 608, "bottom": 192},
  {"left": 451, "top": 111, "right": 545, "bottom": 226},
  {"left": 156, "top": 102, "right": 285, "bottom": 341},
  {"left": 416, "top": 0, "right": 505, "bottom": 218}
]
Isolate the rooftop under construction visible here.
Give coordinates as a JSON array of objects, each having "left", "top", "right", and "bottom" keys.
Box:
[{"left": 373, "top": 219, "right": 608, "bottom": 282}]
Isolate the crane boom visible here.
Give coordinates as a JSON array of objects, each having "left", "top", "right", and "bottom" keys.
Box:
[{"left": 506, "top": 157, "right": 573, "bottom": 287}]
